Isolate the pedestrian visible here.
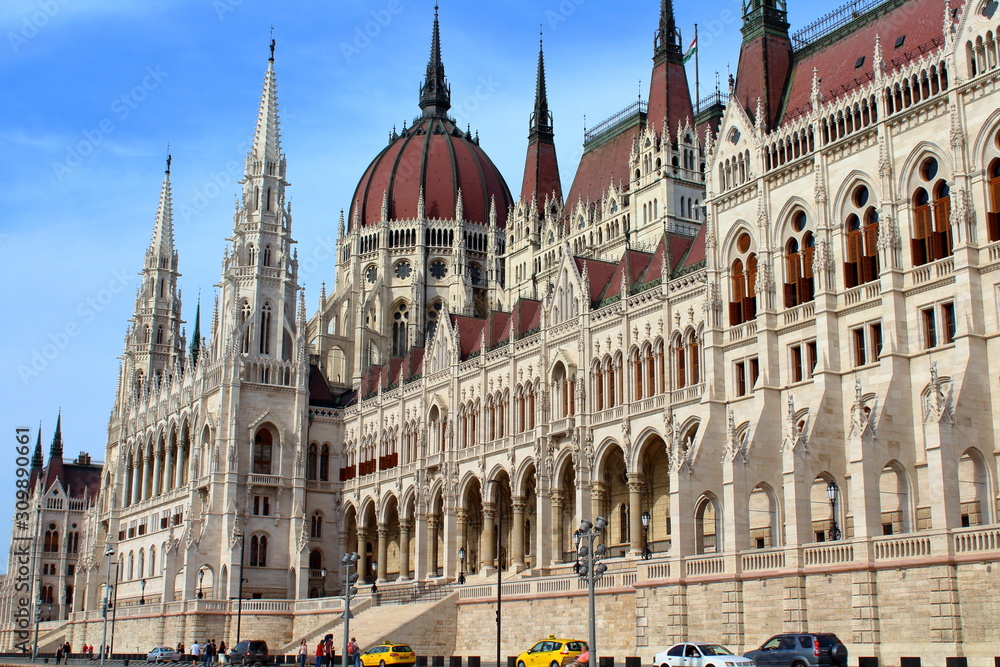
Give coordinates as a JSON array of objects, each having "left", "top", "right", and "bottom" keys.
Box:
[
  {"left": 104, "top": 645, "right": 110, "bottom": 660},
  {"left": 177, "top": 642, "right": 185, "bottom": 657},
  {"left": 204, "top": 640, "right": 216, "bottom": 667},
  {"left": 347, "top": 638, "right": 361, "bottom": 667},
  {"left": 315, "top": 639, "right": 325, "bottom": 667},
  {"left": 56, "top": 646, "right": 64, "bottom": 665},
  {"left": 324, "top": 635, "right": 334, "bottom": 666},
  {"left": 191, "top": 640, "right": 202, "bottom": 667},
  {"left": 218, "top": 641, "right": 227, "bottom": 665},
  {"left": 298, "top": 639, "right": 308, "bottom": 667}
]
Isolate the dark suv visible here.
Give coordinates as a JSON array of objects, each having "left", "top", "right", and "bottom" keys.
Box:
[
  {"left": 744, "top": 633, "right": 847, "bottom": 667},
  {"left": 229, "top": 641, "right": 271, "bottom": 666}
]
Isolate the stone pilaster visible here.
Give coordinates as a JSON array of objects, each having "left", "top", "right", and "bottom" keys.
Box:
[
  {"left": 721, "top": 579, "right": 745, "bottom": 648},
  {"left": 783, "top": 575, "right": 808, "bottom": 631},
  {"left": 851, "top": 569, "right": 880, "bottom": 648}
]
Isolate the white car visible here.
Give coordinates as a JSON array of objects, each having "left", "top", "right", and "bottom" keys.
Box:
[
  {"left": 148, "top": 647, "right": 182, "bottom": 663},
  {"left": 653, "top": 643, "right": 754, "bottom": 667}
]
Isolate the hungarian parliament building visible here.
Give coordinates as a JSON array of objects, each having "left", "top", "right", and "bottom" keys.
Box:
[{"left": 4, "top": 0, "right": 1000, "bottom": 663}]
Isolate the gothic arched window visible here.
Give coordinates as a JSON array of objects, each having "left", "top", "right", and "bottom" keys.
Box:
[
  {"left": 306, "top": 443, "right": 317, "bottom": 480},
  {"left": 729, "top": 232, "right": 758, "bottom": 325},
  {"left": 391, "top": 302, "right": 409, "bottom": 357},
  {"left": 988, "top": 158, "right": 1000, "bottom": 241},
  {"left": 911, "top": 157, "right": 953, "bottom": 265},
  {"left": 319, "top": 445, "right": 330, "bottom": 482},
  {"left": 310, "top": 513, "right": 323, "bottom": 539},
  {"left": 784, "top": 211, "right": 815, "bottom": 307},
  {"left": 844, "top": 184, "right": 880, "bottom": 288},
  {"left": 259, "top": 302, "right": 272, "bottom": 355},
  {"left": 253, "top": 428, "right": 273, "bottom": 475}
]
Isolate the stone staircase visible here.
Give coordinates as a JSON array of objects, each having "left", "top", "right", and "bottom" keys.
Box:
[{"left": 281, "top": 592, "right": 459, "bottom": 658}]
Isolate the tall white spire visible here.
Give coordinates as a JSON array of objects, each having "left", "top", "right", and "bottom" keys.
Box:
[
  {"left": 248, "top": 39, "right": 282, "bottom": 169},
  {"left": 149, "top": 154, "right": 174, "bottom": 258}
]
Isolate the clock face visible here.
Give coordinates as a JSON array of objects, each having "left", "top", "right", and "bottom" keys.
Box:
[
  {"left": 430, "top": 260, "right": 447, "bottom": 279},
  {"left": 365, "top": 266, "right": 377, "bottom": 284},
  {"left": 394, "top": 261, "right": 412, "bottom": 279}
]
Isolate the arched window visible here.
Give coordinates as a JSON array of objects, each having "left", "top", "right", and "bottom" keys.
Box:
[
  {"left": 426, "top": 300, "right": 444, "bottom": 341},
  {"left": 259, "top": 302, "right": 272, "bottom": 355},
  {"left": 844, "top": 184, "right": 880, "bottom": 287},
  {"left": 138, "top": 549, "right": 145, "bottom": 579},
  {"left": 156, "top": 326, "right": 164, "bottom": 345},
  {"left": 306, "top": 444, "right": 318, "bottom": 480},
  {"left": 320, "top": 445, "right": 330, "bottom": 481},
  {"left": 309, "top": 550, "right": 322, "bottom": 570},
  {"left": 310, "top": 513, "right": 323, "bottom": 539},
  {"left": 43, "top": 525, "right": 59, "bottom": 553},
  {"left": 911, "top": 157, "right": 953, "bottom": 265},
  {"left": 127, "top": 551, "right": 135, "bottom": 580},
  {"left": 263, "top": 244, "right": 272, "bottom": 267},
  {"left": 249, "top": 535, "right": 268, "bottom": 567},
  {"left": 240, "top": 300, "right": 252, "bottom": 355},
  {"left": 675, "top": 337, "right": 687, "bottom": 389},
  {"left": 391, "top": 302, "right": 409, "bottom": 357},
  {"left": 253, "top": 428, "right": 273, "bottom": 474},
  {"left": 68, "top": 532, "right": 79, "bottom": 553},
  {"left": 248, "top": 243, "right": 257, "bottom": 266},
  {"left": 149, "top": 546, "right": 157, "bottom": 576},
  {"left": 729, "top": 232, "right": 758, "bottom": 325},
  {"left": 688, "top": 331, "right": 700, "bottom": 385},
  {"left": 784, "top": 211, "right": 815, "bottom": 307},
  {"left": 988, "top": 158, "right": 1000, "bottom": 241},
  {"left": 695, "top": 497, "right": 718, "bottom": 554}
]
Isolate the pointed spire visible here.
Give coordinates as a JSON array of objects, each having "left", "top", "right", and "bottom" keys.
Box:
[
  {"left": 32, "top": 424, "right": 44, "bottom": 470},
  {"left": 530, "top": 29, "right": 553, "bottom": 138},
  {"left": 251, "top": 38, "right": 282, "bottom": 165},
  {"left": 189, "top": 294, "right": 202, "bottom": 367},
  {"left": 50, "top": 410, "right": 63, "bottom": 460},
  {"left": 655, "top": 0, "right": 681, "bottom": 56},
  {"left": 419, "top": 4, "right": 451, "bottom": 117},
  {"left": 150, "top": 154, "right": 175, "bottom": 256}
]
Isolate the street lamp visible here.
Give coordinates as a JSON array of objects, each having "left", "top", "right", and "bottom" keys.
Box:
[
  {"left": 31, "top": 583, "right": 42, "bottom": 664},
  {"left": 486, "top": 479, "right": 502, "bottom": 667},
  {"left": 139, "top": 578, "right": 146, "bottom": 605},
  {"left": 457, "top": 547, "right": 466, "bottom": 585},
  {"left": 826, "top": 482, "right": 842, "bottom": 541},
  {"left": 99, "top": 545, "right": 115, "bottom": 666},
  {"left": 370, "top": 561, "right": 379, "bottom": 603},
  {"left": 341, "top": 552, "right": 360, "bottom": 667},
  {"left": 640, "top": 511, "right": 652, "bottom": 560},
  {"left": 234, "top": 532, "right": 246, "bottom": 646},
  {"left": 197, "top": 568, "right": 205, "bottom": 599},
  {"left": 320, "top": 567, "right": 327, "bottom": 597},
  {"left": 576, "top": 517, "right": 609, "bottom": 667}
]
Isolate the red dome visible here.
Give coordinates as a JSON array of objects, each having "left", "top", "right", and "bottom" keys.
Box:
[{"left": 350, "top": 115, "right": 513, "bottom": 230}]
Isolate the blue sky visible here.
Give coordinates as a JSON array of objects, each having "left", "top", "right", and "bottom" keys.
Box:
[{"left": 0, "top": 0, "right": 832, "bottom": 568}]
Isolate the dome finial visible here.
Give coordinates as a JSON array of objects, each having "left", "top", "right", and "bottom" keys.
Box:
[
  {"left": 419, "top": 3, "right": 450, "bottom": 117},
  {"left": 269, "top": 25, "right": 275, "bottom": 61}
]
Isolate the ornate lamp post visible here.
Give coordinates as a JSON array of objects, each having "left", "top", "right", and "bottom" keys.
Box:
[
  {"left": 457, "top": 547, "right": 466, "bottom": 585},
  {"left": 139, "top": 578, "right": 146, "bottom": 605},
  {"left": 234, "top": 531, "right": 246, "bottom": 645},
  {"left": 640, "top": 511, "right": 652, "bottom": 560},
  {"left": 321, "top": 567, "right": 327, "bottom": 597},
  {"left": 341, "top": 552, "right": 360, "bottom": 667},
  {"left": 827, "top": 482, "right": 842, "bottom": 541},
  {"left": 99, "top": 545, "right": 115, "bottom": 666},
  {"left": 576, "top": 517, "right": 609, "bottom": 667},
  {"left": 197, "top": 568, "right": 205, "bottom": 599}
]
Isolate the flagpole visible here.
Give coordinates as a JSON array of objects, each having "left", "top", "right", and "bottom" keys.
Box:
[{"left": 694, "top": 24, "right": 700, "bottom": 111}]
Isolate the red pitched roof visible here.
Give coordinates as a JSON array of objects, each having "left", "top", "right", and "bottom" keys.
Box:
[
  {"left": 564, "top": 125, "right": 639, "bottom": 216},
  {"left": 780, "top": 0, "right": 961, "bottom": 123},
  {"left": 574, "top": 257, "right": 620, "bottom": 304},
  {"left": 450, "top": 315, "right": 487, "bottom": 358},
  {"left": 309, "top": 364, "right": 338, "bottom": 405}
]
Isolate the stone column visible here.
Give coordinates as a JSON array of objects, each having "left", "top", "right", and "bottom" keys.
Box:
[
  {"left": 426, "top": 515, "right": 439, "bottom": 578},
  {"left": 376, "top": 524, "right": 389, "bottom": 582},
  {"left": 398, "top": 520, "right": 411, "bottom": 581},
  {"left": 481, "top": 503, "right": 496, "bottom": 572},
  {"left": 356, "top": 529, "right": 368, "bottom": 582},
  {"left": 162, "top": 445, "right": 174, "bottom": 493},
  {"left": 151, "top": 450, "right": 163, "bottom": 498},
  {"left": 590, "top": 482, "right": 607, "bottom": 550},
  {"left": 511, "top": 496, "right": 526, "bottom": 568},
  {"left": 628, "top": 476, "right": 645, "bottom": 555},
  {"left": 131, "top": 461, "right": 141, "bottom": 505},
  {"left": 142, "top": 453, "right": 153, "bottom": 500},
  {"left": 549, "top": 491, "right": 565, "bottom": 565}
]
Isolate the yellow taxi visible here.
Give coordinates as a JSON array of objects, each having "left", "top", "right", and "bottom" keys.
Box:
[
  {"left": 516, "top": 636, "right": 587, "bottom": 667},
  {"left": 359, "top": 642, "right": 416, "bottom": 667}
]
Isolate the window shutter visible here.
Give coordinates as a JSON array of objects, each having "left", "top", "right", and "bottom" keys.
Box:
[
  {"left": 914, "top": 205, "right": 932, "bottom": 239},
  {"left": 864, "top": 224, "right": 879, "bottom": 256},
  {"left": 933, "top": 198, "right": 951, "bottom": 234},
  {"left": 847, "top": 230, "right": 863, "bottom": 262}
]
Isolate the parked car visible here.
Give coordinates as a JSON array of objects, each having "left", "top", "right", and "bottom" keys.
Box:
[
  {"left": 516, "top": 636, "right": 587, "bottom": 667},
  {"left": 653, "top": 643, "right": 754, "bottom": 667},
  {"left": 743, "top": 633, "right": 847, "bottom": 667},
  {"left": 228, "top": 640, "right": 271, "bottom": 666},
  {"left": 358, "top": 642, "right": 416, "bottom": 667},
  {"left": 147, "top": 647, "right": 182, "bottom": 663}
]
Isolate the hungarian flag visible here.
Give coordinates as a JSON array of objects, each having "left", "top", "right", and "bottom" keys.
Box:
[{"left": 683, "top": 36, "right": 697, "bottom": 63}]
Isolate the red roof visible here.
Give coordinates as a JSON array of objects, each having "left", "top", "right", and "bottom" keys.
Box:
[
  {"left": 564, "top": 125, "right": 639, "bottom": 216},
  {"left": 781, "top": 0, "right": 961, "bottom": 123},
  {"left": 350, "top": 116, "right": 513, "bottom": 229},
  {"left": 520, "top": 139, "right": 562, "bottom": 204},
  {"left": 647, "top": 55, "right": 695, "bottom": 141}
]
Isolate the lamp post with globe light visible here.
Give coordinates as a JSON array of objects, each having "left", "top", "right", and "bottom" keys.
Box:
[
  {"left": 99, "top": 545, "right": 115, "bottom": 666},
  {"left": 575, "top": 517, "right": 609, "bottom": 667},
  {"left": 457, "top": 547, "right": 466, "bottom": 585}
]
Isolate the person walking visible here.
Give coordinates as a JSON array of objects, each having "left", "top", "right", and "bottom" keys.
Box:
[
  {"left": 315, "top": 639, "right": 326, "bottom": 667},
  {"left": 218, "top": 641, "right": 227, "bottom": 665},
  {"left": 204, "top": 640, "right": 216, "bottom": 667},
  {"left": 346, "top": 638, "right": 360, "bottom": 667},
  {"left": 298, "top": 640, "right": 309, "bottom": 667},
  {"left": 324, "top": 635, "right": 334, "bottom": 666},
  {"left": 191, "top": 640, "right": 202, "bottom": 667}
]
